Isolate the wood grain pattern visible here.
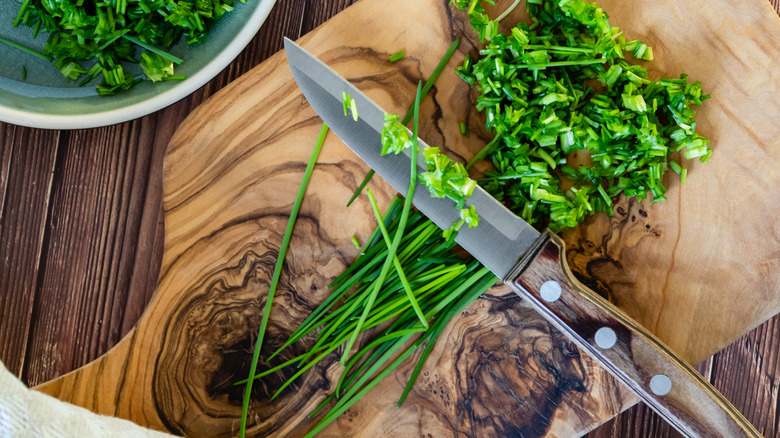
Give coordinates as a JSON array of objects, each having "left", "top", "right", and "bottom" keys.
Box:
[
  {"left": 708, "top": 316, "right": 780, "bottom": 437},
  {"left": 559, "top": 0, "right": 780, "bottom": 363},
  {"left": 23, "top": 121, "right": 168, "bottom": 384},
  {"left": 35, "top": 1, "right": 633, "bottom": 435},
  {"left": 33, "top": 0, "right": 780, "bottom": 436},
  {"left": 0, "top": 126, "right": 60, "bottom": 377},
  {"left": 0, "top": 0, "right": 777, "bottom": 437},
  {"left": 17, "top": 0, "right": 322, "bottom": 389}
]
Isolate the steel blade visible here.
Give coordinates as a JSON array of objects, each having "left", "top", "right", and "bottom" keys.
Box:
[{"left": 284, "top": 38, "right": 540, "bottom": 279}]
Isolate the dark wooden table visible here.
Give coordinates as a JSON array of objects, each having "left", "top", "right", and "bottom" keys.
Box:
[{"left": 1, "top": 1, "right": 778, "bottom": 437}]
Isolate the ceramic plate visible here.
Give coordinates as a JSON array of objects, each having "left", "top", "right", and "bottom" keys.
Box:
[{"left": 0, "top": 0, "right": 276, "bottom": 129}]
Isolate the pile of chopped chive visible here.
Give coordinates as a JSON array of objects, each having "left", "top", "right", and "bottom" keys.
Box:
[
  {"left": 10, "top": 0, "right": 244, "bottom": 94},
  {"left": 453, "top": 0, "right": 712, "bottom": 231}
]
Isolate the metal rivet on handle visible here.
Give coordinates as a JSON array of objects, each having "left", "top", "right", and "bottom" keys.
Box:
[
  {"left": 594, "top": 327, "right": 617, "bottom": 350},
  {"left": 539, "top": 280, "right": 562, "bottom": 303},
  {"left": 650, "top": 374, "right": 672, "bottom": 396}
]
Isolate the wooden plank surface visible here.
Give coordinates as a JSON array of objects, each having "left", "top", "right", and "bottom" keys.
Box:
[
  {"left": 0, "top": 0, "right": 778, "bottom": 437},
  {"left": 0, "top": 126, "right": 60, "bottom": 377}
]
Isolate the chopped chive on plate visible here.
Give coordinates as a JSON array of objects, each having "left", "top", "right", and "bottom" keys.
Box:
[{"left": 0, "top": 0, "right": 276, "bottom": 130}]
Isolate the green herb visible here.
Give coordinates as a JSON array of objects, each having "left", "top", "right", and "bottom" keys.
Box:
[
  {"left": 453, "top": 0, "right": 712, "bottom": 231},
  {"left": 380, "top": 110, "right": 480, "bottom": 240},
  {"left": 11, "top": 0, "right": 243, "bottom": 94},
  {"left": 303, "top": 252, "right": 496, "bottom": 437},
  {"left": 380, "top": 113, "right": 412, "bottom": 154},
  {"left": 139, "top": 52, "right": 175, "bottom": 83},
  {"left": 342, "top": 91, "right": 350, "bottom": 116},
  {"left": 350, "top": 96, "right": 358, "bottom": 121},
  {"left": 342, "top": 92, "right": 358, "bottom": 121},
  {"left": 366, "top": 188, "right": 428, "bottom": 329},
  {"left": 341, "top": 81, "right": 423, "bottom": 364},
  {"left": 350, "top": 236, "right": 361, "bottom": 249},
  {"left": 418, "top": 146, "right": 477, "bottom": 208},
  {"left": 257, "top": 194, "right": 497, "bottom": 436},
  {"left": 238, "top": 123, "right": 329, "bottom": 438},
  {"left": 0, "top": 36, "right": 51, "bottom": 61},
  {"left": 122, "top": 35, "right": 184, "bottom": 65},
  {"left": 460, "top": 121, "right": 469, "bottom": 137},
  {"left": 250, "top": 80, "right": 496, "bottom": 438},
  {"left": 389, "top": 50, "right": 405, "bottom": 62},
  {"left": 346, "top": 37, "right": 462, "bottom": 207},
  {"left": 21, "top": 66, "right": 26, "bottom": 81},
  {"left": 443, "top": 205, "right": 480, "bottom": 242}
]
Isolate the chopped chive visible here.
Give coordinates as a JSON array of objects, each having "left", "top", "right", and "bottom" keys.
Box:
[
  {"left": 342, "top": 91, "right": 350, "bottom": 117},
  {"left": 453, "top": 0, "right": 711, "bottom": 231},
  {"left": 388, "top": 50, "right": 405, "bottom": 63},
  {"left": 0, "top": 36, "right": 52, "bottom": 62},
  {"left": 12, "top": 0, "right": 238, "bottom": 93},
  {"left": 350, "top": 96, "right": 358, "bottom": 121},
  {"left": 346, "top": 38, "right": 461, "bottom": 207},
  {"left": 460, "top": 121, "right": 469, "bottom": 137},
  {"left": 121, "top": 35, "right": 183, "bottom": 65},
  {"left": 239, "top": 123, "right": 329, "bottom": 438},
  {"left": 21, "top": 66, "right": 26, "bottom": 81},
  {"left": 350, "top": 236, "right": 361, "bottom": 249}
]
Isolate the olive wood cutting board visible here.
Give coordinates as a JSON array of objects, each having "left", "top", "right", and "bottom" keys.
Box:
[{"left": 37, "top": 0, "right": 780, "bottom": 436}]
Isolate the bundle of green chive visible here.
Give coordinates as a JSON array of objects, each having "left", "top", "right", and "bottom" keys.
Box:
[
  {"left": 11, "top": 0, "right": 243, "bottom": 94},
  {"left": 244, "top": 196, "right": 496, "bottom": 437},
  {"left": 238, "top": 0, "right": 713, "bottom": 436}
]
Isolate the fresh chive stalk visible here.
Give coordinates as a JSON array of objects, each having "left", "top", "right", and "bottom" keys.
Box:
[
  {"left": 460, "top": 121, "right": 469, "bottom": 137},
  {"left": 238, "top": 123, "right": 329, "bottom": 438},
  {"left": 0, "top": 36, "right": 51, "bottom": 61},
  {"left": 341, "top": 81, "right": 423, "bottom": 364},
  {"left": 366, "top": 188, "right": 428, "bottom": 328},
  {"left": 350, "top": 236, "right": 361, "bottom": 249},
  {"left": 122, "top": 35, "right": 183, "bottom": 65}
]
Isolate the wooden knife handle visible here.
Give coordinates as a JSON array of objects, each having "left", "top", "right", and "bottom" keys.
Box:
[{"left": 505, "top": 230, "right": 762, "bottom": 438}]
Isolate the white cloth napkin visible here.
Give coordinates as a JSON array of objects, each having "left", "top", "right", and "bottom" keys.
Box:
[{"left": 0, "top": 361, "right": 173, "bottom": 437}]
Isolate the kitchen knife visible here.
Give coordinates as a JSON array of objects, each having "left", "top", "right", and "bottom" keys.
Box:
[{"left": 283, "top": 37, "right": 762, "bottom": 438}]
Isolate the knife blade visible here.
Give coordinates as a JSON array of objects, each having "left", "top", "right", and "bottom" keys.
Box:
[{"left": 283, "top": 37, "right": 761, "bottom": 438}]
